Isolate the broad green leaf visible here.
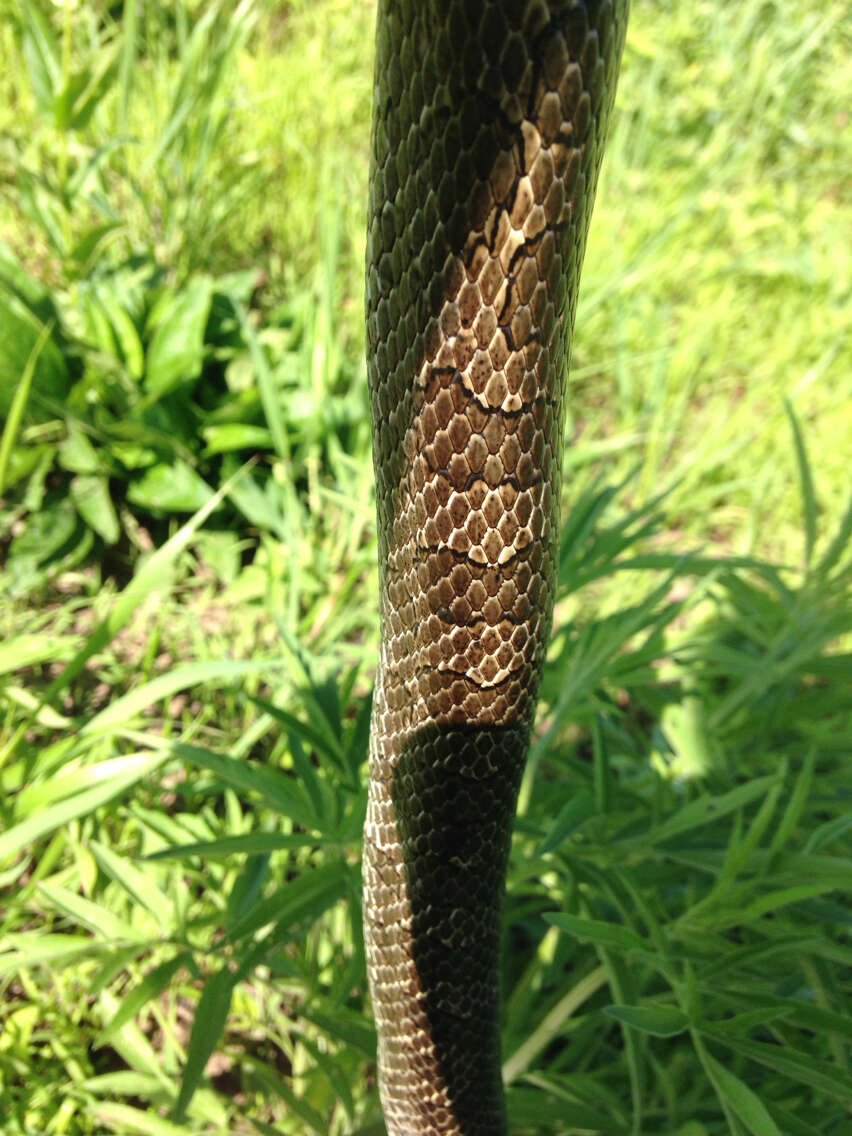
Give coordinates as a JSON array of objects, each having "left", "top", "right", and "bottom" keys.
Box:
[
  {"left": 604, "top": 1003, "right": 690, "bottom": 1037},
  {"left": 0, "top": 442, "right": 52, "bottom": 489},
  {"left": 145, "top": 277, "right": 213, "bottom": 397},
  {"left": 705, "top": 1054, "right": 781, "bottom": 1135},
  {"left": 127, "top": 460, "right": 214, "bottom": 513},
  {"left": 0, "top": 315, "right": 56, "bottom": 492},
  {"left": 58, "top": 422, "right": 101, "bottom": 474},
  {"left": 101, "top": 293, "right": 145, "bottom": 378},
  {"left": 70, "top": 474, "right": 121, "bottom": 544},
  {"left": 0, "top": 241, "right": 57, "bottom": 318},
  {"left": 202, "top": 423, "right": 274, "bottom": 455},
  {"left": 5, "top": 500, "right": 92, "bottom": 595},
  {"left": 0, "top": 290, "right": 67, "bottom": 420}
]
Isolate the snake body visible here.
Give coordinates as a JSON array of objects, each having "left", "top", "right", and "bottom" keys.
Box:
[{"left": 363, "top": 3, "right": 628, "bottom": 1131}]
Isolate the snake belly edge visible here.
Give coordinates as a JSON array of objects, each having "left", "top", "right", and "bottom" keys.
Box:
[{"left": 363, "top": 2, "right": 628, "bottom": 1131}]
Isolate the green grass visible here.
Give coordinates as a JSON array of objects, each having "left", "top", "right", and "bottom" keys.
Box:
[{"left": 0, "top": 0, "right": 850, "bottom": 1133}]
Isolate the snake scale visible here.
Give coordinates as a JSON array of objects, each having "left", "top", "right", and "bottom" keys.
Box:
[{"left": 362, "top": 2, "right": 629, "bottom": 1131}]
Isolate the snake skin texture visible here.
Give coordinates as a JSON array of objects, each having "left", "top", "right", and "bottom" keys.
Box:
[{"left": 363, "top": 2, "right": 628, "bottom": 1131}]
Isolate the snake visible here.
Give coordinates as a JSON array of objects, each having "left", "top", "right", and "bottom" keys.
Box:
[{"left": 362, "top": 2, "right": 629, "bottom": 1131}]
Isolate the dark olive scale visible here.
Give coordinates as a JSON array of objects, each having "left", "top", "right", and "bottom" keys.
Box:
[{"left": 363, "top": 2, "right": 629, "bottom": 1133}]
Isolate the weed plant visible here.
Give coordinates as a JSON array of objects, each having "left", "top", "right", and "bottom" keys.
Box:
[{"left": 0, "top": 2, "right": 850, "bottom": 1135}]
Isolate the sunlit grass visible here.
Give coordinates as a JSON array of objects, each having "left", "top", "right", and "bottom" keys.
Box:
[{"left": 1, "top": 0, "right": 850, "bottom": 1133}]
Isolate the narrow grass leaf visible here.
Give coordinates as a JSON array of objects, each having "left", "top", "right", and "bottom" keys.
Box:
[
  {"left": 302, "top": 1007, "right": 377, "bottom": 1058},
  {"left": 96, "top": 951, "right": 192, "bottom": 1045},
  {"left": 118, "top": 0, "right": 136, "bottom": 130},
  {"left": 0, "top": 934, "right": 101, "bottom": 977},
  {"left": 705, "top": 1053, "right": 781, "bottom": 1136},
  {"left": 285, "top": 729, "right": 326, "bottom": 826},
  {"left": 170, "top": 742, "right": 316, "bottom": 830},
  {"left": 721, "top": 996, "right": 852, "bottom": 1044},
  {"left": 604, "top": 1004, "right": 690, "bottom": 1037},
  {"left": 225, "top": 858, "right": 347, "bottom": 942},
  {"left": 805, "top": 812, "right": 852, "bottom": 854},
  {"left": 544, "top": 913, "right": 651, "bottom": 955},
  {"left": 0, "top": 752, "right": 166, "bottom": 865},
  {"left": 225, "top": 853, "right": 270, "bottom": 933},
  {"left": 768, "top": 749, "right": 815, "bottom": 859},
  {"left": 84, "top": 659, "right": 288, "bottom": 732},
  {"left": 816, "top": 489, "right": 852, "bottom": 578},
  {"left": 89, "top": 840, "right": 170, "bottom": 929},
  {"left": 705, "top": 1033, "right": 852, "bottom": 1102},
  {"left": 249, "top": 694, "right": 348, "bottom": 773},
  {"left": 173, "top": 963, "right": 240, "bottom": 1122},
  {"left": 537, "top": 789, "right": 595, "bottom": 854},
  {"left": 92, "top": 1103, "right": 186, "bottom": 1136},
  {"left": 710, "top": 884, "right": 838, "bottom": 929},
  {"left": 0, "top": 633, "right": 76, "bottom": 676},
  {"left": 231, "top": 296, "right": 289, "bottom": 461},
  {"left": 766, "top": 1107, "right": 826, "bottom": 1136},
  {"left": 18, "top": 0, "right": 60, "bottom": 111},
  {"left": 146, "top": 832, "right": 347, "bottom": 860},
  {"left": 300, "top": 1035, "right": 356, "bottom": 1120},
  {"left": 79, "top": 1071, "right": 167, "bottom": 1097},
  {"left": 13, "top": 751, "right": 162, "bottom": 816},
  {"left": 36, "top": 882, "right": 147, "bottom": 942},
  {"left": 704, "top": 1006, "right": 793, "bottom": 1036},
  {"left": 503, "top": 965, "right": 609, "bottom": 1083},
  {"left": 245, "top": 1059, "right": 327, "bottom": 1135},
  {"left": 784, "top": 399, "right": 818, "bottom": 568},
  {"left": 646, "top": 776, "right": 777, "bottom": 846}
]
